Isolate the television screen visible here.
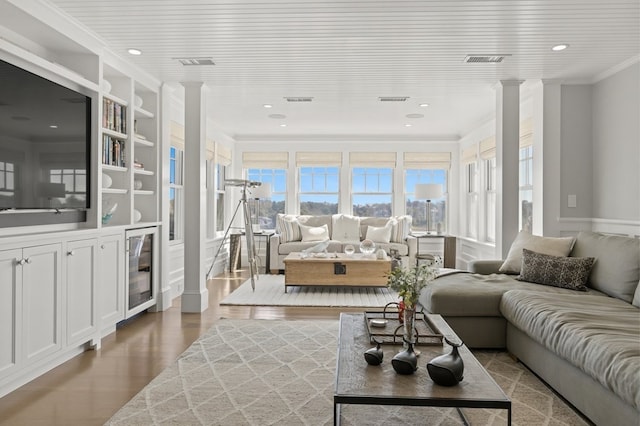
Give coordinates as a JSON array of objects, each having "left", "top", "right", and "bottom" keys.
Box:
[{"left": 0, "top": 59, "right": 91, "bottom": 210}]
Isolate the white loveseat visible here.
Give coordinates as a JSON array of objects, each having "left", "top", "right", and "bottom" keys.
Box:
[{"left": 269, "top": 214, "right": 417, "bottom": 273}]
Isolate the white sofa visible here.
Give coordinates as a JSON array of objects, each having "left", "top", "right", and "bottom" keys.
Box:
[{"left": 269, "top": 214, "right": 417, "bottom": 273}]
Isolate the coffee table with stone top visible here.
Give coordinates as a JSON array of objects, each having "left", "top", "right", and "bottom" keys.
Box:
[{"left": 334, "top": 313, "right": 512, "bottom": 425}]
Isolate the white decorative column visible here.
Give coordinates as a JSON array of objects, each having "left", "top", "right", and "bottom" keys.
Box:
[
  {"left": 532, "top": 80, "right": 562, "bottom": 236},
  {"left": 495, "top": 80, "right": 523, "bottom": 258},
  {"left": 181, "top": 82, "right": 209, "bottom": 313}
]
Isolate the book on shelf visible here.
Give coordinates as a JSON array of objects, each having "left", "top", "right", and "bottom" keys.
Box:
[
  {"left": 102, "top": 97, "right": 127, "bottom": 134},
  {"left": 102, "top": 134, "right": 126, "bottom": 167}
]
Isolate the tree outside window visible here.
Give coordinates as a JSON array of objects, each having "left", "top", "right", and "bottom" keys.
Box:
[
  {"left": 299, "top": 166, "right": 339, "bottom": 215},
  {"left": 352, "top": 167, "right": 392, "bottom": 217},
  {"left": 405, "top": 169, "right": 447, "bottom": 233}
]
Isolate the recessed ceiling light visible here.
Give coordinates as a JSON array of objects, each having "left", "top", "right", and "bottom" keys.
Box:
[
  {"left": 280, "top": 124, "right": 287, "bottom": 127},
  {"left": 552, "top": 44, "right": 569, "bottom": 51},
  {"left": 49, "top": 125, "right": 58, "bottom": 129},
  {"left": 263, "top": 104, "right": 273, "bottom": 108},
  {"left": 405, "top": 124, "right": 412, "bottom": 127},
  {"left": 406, "top": 113, "right": 424, "bottom": 119},
  {"left": 419, "top": 103, "right": 430, "bottom": 107},
  {"left": 128, "top": 48, "right": 142, "bottom": 56}
]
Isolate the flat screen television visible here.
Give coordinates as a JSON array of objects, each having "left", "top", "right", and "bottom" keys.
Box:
[{"left": 0, "top": 58, "right": 91, "bottom": 212}]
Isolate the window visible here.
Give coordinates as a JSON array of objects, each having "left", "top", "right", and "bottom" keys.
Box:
[
  {"left": 519, "top": 145, "right": 533, "bottom": 232},
  {"left": 169, "top": 146, "right": 184, "bottom": 241},
  {"left": 485, "top": 157, "right": 497, "bottom": 242},
  {"left": 465, "top": 162, "right": 478, "bottom": 239},
  {"left": 246, "top": 168, "right": 286, "bottom": 229},
  {"left": 215, "top": 163, "right": 226, "bottom": 233},
  {"left": 405, "top": 169, "right": 447, "bottom": 233},
  {"left": 351, "top": 167, "right": 393, "bottom": 217},
  {"left": 299, "top": 166, "right": 339, "bottom": 215}
]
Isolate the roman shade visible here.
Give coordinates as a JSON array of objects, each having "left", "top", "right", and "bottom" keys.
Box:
[
  {"left": 295, "top": 152, "right": 342, "bottom": 166},
  {"left": 349, "top": 152, "right": 397, "bottom": 167},
  {"left": 216, "top": 143, "right": 232, "bottom": 166},
  {"left": 403, "top": 152, "right": 451, "bottom": 169},
  {"left": 243, "top": 152, "right": 289, "bottom": 168},
  {"left": 520, "top": 117, "right": 533, "bottom": 148},
  {"left": 461, "top": 145, "right": 478, "bottom": 164},
  {"left": 479, "top": 136, "right": 496, "bottom": 160},
  {"left": 170, "top": 121, "right": 185, "bottom": 151}
]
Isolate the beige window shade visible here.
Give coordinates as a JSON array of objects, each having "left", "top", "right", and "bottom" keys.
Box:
[
  {"left": 243, "top": 152, "right": 289, "bottom": 169},
  {"left": 461, "top": 145, "right": 478, "bottom": 164},
  {"left": 349, "top": 152, "right": 397, "bottom": 168},
  {"left": 295, "top": 152, "right": 342, "bottom": 166},
  {"left": 206, "top": 138, "right": 215, "bottom": 161},
  {"left": 403, "top": 152, "right": 451, "bottom": 169},
  {"left": 479, "top": 136, "right": 496, "bottom": 160},
  {"left": 170, "top": 121, "right": 185, "bottom": 151},
  {"left": 216, "top": 143, "right": 232, "bottom": 166},
  {"left": 520, "top": 117, "right": 533, "bottom": 148}
]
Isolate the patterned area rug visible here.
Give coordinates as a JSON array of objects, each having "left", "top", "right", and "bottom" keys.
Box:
[
  {"left": 105, "top": 319, "right": 589, "bottom": 426},
  {"left": 219, "top": 275, "right": 399, "bottom": 307}
]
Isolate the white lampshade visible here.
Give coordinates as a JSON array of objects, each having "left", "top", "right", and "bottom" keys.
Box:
[
  {"left": 414, "top": 183, "right": 442, "bottom": 201},
  {"left": 250, "top": 182, "right": 271, "bottom": 199}
]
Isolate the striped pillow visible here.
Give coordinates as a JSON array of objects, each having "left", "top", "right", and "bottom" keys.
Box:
[
  {"left": 391, "top": 215, "right": 412, "bottom": 243},
  {"left": 276, "top": 214, "right": 302, "bottom": 242}
]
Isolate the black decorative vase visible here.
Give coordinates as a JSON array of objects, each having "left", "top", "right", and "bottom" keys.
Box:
[
  {"left": 391, "top": 341, "right": 418, "bottom": 375},
  {"left": 427, "top": 337, "right": 465, "bottom": 386},
  {"left": 364, "top": 341, "right": 384, "bottom": 366}
]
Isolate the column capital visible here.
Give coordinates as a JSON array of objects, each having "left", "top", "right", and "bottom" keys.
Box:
[{"left": 499, "top": 79, "right": 525, "bottom": 87}]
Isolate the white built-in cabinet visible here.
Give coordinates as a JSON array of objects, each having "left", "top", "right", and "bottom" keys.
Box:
[
  {"left": 98, "top": 232, "right": 125, "bottom": 329},
  {"left": 0, "top": 243, "right": 62, "bottom": 381},
  {"left": 65, "top": 238, "right": 98, "bottom": 347}
]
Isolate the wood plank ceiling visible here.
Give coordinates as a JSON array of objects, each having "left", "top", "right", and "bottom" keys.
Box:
[{"left": 47, "top": 0, "right": 640, "bottom": 139}]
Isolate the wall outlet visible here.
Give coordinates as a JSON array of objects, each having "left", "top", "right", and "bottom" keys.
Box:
[{"left": 568, "top": 194, "right": 577, "bottom": 208}]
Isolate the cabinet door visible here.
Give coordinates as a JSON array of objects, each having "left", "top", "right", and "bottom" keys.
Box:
[
  {"left": 0, "top": 249, "right": 22, "bottom": 376},
  {"left": 22, "top": 243, "right": 62, "bottom": 364},
  {"left": 66, "top": 239, "right": 98, "bottom": 345},
  {"left": 99, "top": 234, "right": 124, "bottom": 328}
]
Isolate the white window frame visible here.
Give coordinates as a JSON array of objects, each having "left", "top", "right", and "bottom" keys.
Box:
[
  {"left": 484, "top": 157, "right": 497, "bottom": 243},
  {"left": 351, "top": 167, "right": 393, "bottom": 217},
  {"left": 298, "top": 166, "right": 340, "bottom": 215},
  {"left": 404, "top": 168, "right": 448, "bottom": 233},
  {"left": 519, "top": 145, "right": 534, "bottom": 232},
  {"left": 214, "top": 162, "right": 226, "bottom": 234},
  {"left": 169, "top": 146, "right": 184, "bottom": 243},
  {"left": 246, "top": 167, "right": 286, "bottom": 230},
  {"left": 465, "top": 162, "right": 478, "bottom": 239}
]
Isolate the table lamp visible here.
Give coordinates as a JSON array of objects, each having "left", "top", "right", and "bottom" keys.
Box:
[
  {"left": 250, "top": 182, "right": 271, "bottom": 232},
  {"left": 414, "top": 183, "right": 443, "bottom": 234}
]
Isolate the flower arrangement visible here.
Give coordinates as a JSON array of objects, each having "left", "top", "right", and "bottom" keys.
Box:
[{"left": 387, "top": 263, "right": 438, "bottom": 309}]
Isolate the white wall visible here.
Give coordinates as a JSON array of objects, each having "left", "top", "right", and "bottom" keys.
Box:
[{"left": 591, "top": 61, "right": 640, "bottom": 222}]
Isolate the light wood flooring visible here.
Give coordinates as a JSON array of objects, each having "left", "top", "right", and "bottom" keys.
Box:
[{"left": 0, "top": 270, "right": 367, "bottom": 426}]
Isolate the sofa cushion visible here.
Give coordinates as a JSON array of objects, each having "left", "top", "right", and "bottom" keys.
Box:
[
  {"left": 391, "top": 215, "right": 412, "bottom": 243},
  {"left": 420, "top": 271, "right": 605, "bottom": 317},
  {"left": 331, "top": 214, "right": 360, "bottom": 241},
  {"left": 633, "top": 281, "right": 640, "bottom": 308},
  {"left": 276, "top": 214, "right": 301, "bottom": 242},
  {"left": 570, "top": 231, "right": 640, "bottom": 303},
  {"left": 365, "top": 222, "right": 393, "bottom": 243},
  {"left": 499, "top": 231, "right": 575, "bottom": 274},
  {"left": 359, "top": 217, "right": 391, "bottom": 240},
  {"left": 299, "top": 223, "right": 330, "bottom": 242},
  {"left": 500, "top": 290, "right": 640, "bottom": 411},
  {"left": 517, "top": 248, "right": 594, "bottom": 291}
]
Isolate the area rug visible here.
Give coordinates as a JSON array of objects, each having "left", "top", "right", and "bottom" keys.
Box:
[
  {"left": 105, "top": 319, "right": 589, "bottom": 426},
  {"left": 219, "top": 274, "right": 399, "bottom": 307}
]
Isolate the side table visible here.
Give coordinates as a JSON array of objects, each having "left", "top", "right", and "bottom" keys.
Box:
[{"left": 413, "top": 233, "right": 456, "bottom": 269}]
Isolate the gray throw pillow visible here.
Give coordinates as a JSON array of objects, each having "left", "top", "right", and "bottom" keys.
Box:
[{"left": 517, "top": 248, "right": 595, "bottom": 291}]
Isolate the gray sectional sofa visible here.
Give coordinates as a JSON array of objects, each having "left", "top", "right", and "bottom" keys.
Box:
[
  {"left": 269, "top": 214, "right": 417, "bottom": 273},
  {"left": 419, "top": 231, "right": 640, "bottom": 426}
]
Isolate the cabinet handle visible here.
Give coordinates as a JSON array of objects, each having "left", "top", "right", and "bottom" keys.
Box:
[
  {"left": 18, "top": 259, "right": 26, "bottom": 265},
  {"left": 68, "top": 250, "right": 75, "bottom": 256},
  {"left": 101, "top": 245, "right": 105, "bottom": 249},
  {"left": 25, "top": 258, "right": 32, "bottom": 264}
]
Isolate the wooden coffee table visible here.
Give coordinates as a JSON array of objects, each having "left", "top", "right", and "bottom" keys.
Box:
[
  {"left": 283, "top": 252, "right": 391, "bottom": 292},
  {"left": 334, "top": 313, "right": 511, "bottom": 425}
]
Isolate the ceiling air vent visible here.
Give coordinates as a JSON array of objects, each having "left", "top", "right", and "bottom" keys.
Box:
[
  {"left": 378, "top": 96, "right": 409, "bottom": 102},
  {"left": 464, "top": 55, "right": 510, "bottom": 63},
  {"left": 174, "top": 57, "right": 215, "bottom": 66},
  {"left": 285, "top": 97, "right": 313, "bottom": 102}
]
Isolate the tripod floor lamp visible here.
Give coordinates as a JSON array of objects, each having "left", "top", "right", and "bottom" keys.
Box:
[{"left": 415, "top": 183, "right": 443, "bottom": 234}]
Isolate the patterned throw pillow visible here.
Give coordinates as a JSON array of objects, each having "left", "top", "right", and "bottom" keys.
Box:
[
  {"left": 276, "top": 214, "right": 301, "bottom": 243},
  {"left": 391, "top": 215, "right": 412, "bottom": 243},
  {"left": 517, "top": 248, "right": 595, "bottom": 291}
]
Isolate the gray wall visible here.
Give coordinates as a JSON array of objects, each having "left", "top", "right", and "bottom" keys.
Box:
[
  {"left": 560, "top": 85, "right": 593, "bottom": 218},
  {"left": 591, "top": 62, "right": 640, "bottom": 221}
]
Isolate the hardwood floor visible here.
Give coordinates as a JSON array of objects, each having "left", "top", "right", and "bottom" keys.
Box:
[{"left": 0, "top": 270, "right": 365, "bottom": 426}]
